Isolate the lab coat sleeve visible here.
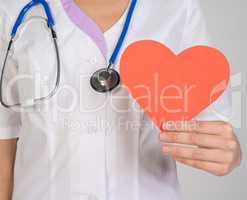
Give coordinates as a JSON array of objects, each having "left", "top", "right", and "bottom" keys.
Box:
[
  {"left": 180, "top": 0, "right": 232, "bottom": 121},
  {"left": 0, "top": 8, "right": 21, "bottom": 139}
]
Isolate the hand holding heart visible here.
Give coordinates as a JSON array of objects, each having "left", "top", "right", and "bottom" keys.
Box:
[
  {"left": 120, "top": 40, "right": 242, "bottom": 175},
  {"left": 161, "top": 120, "right": 242, "bottom": 176}
]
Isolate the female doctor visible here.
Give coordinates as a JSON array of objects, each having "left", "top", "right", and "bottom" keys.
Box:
[{"left": 0, "top": 0, "right": 242, "bottom": 200}]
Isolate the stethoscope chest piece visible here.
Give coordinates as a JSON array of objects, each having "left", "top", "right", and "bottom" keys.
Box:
[{"left": 90, "top": 68, "right": 120, "bottom": 93}]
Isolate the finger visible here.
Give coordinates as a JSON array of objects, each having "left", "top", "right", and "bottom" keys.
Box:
[
  {"left": 160, "top": 132, "right": 236, "bottom": 150},
  {"left": 163, "top": 120, "right": 233, "bottom": 137},
  {"left": 174, "top": 157, "right": 231, "bottom": 176},
  {"left": 162, "top": 145, "right": 233, "bottom": 163}
]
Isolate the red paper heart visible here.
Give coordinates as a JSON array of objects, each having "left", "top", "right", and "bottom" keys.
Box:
[{"left": 120, "top": 40, "right": 230, "bottom": 130}]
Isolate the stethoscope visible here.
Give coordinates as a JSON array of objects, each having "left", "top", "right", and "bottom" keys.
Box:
[{"left": 0, "top": 0, "right": 137, "bottom": 109}]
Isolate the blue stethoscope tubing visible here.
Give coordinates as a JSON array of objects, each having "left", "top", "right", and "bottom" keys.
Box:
[
  {"left": 90, "top": 0, "right": 137, "bottom": 92},
  {"left": 11, "top": 0, "right": 55, "bottom": 37},
  {"left": 0, "top": 0, "right": 137, "bottom": 108},
  {"left": 108, "top": 0, "right": 137, "bottom": 68},
  {"left": 0, "top": 0, "right": 60, "bottom": 108}
]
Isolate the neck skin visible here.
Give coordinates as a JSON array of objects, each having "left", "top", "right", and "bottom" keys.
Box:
[{"left": 74, "top": 0, "right": 130, "bottom": 32}]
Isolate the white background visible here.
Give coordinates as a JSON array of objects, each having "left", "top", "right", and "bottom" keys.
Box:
[{"left": 177, "top": 1, "right": 247, "bottom": 200}]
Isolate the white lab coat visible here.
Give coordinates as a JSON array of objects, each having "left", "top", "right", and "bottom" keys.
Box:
[{"left": 0, "top": 0, "right": 231, "bottom": 200}]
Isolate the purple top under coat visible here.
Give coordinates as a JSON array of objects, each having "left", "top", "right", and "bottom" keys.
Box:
[{"left": 60, "top": 0, "right": 108, "bottom": 57}]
